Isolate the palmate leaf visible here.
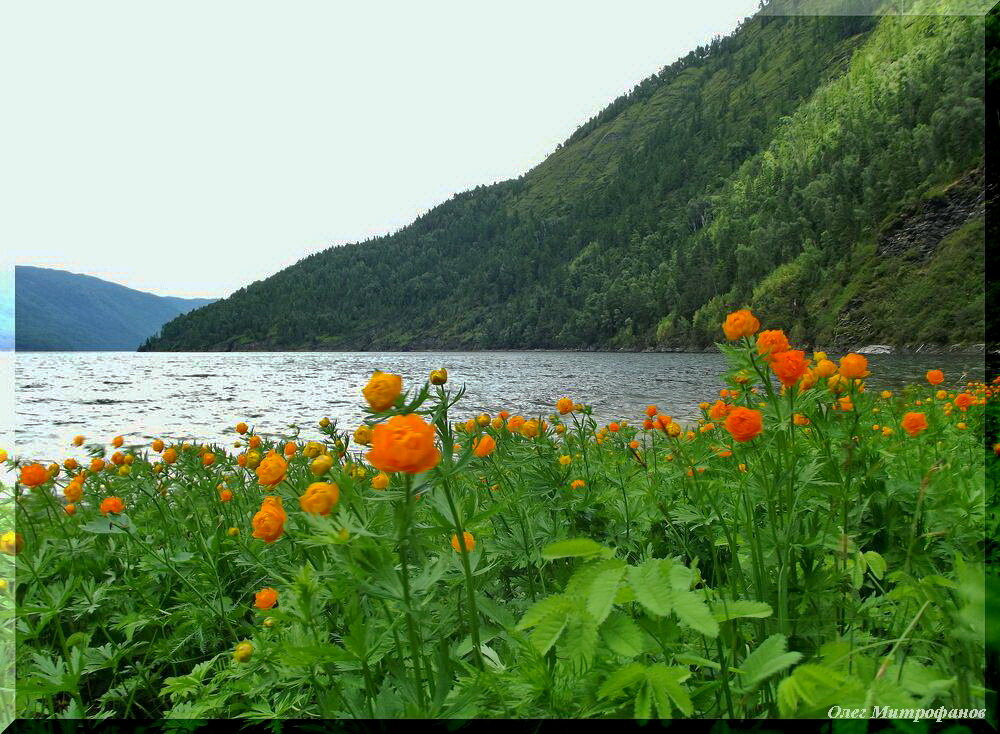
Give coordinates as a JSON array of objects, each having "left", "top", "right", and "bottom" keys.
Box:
[
  {"left": 586, "top": 565, "right": 625, "bottom": 624},
  {"left": 515, "top": 595, "right": 572, "bottom": 631},
  {"left": 597, "top": 662, "right": 646, "bottom": 699},
  {"left": 737, "top": 634, "right": 803, "bottom": 691},
  {"left": 530, "top": 611, "right": 569, "bottom": 655},
  {"left": 599, "top": 611, "right": 645, "bottom": 657},
  {"left": 646, "top": 664, "right": 693, "bottom": 717},
  {"left": 627, "top": 560, "right": 671, "bottom": 617},
  {"left": 669, "top": 590, "right": 719, "bottom": 638}
]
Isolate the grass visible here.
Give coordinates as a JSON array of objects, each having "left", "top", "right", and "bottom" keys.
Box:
[{"left": 3, "top": 323, "right": 989, "bottom": 719}]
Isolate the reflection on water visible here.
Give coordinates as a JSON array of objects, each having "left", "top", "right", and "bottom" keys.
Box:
[{"left": 10, "top": 350, "right": 985, "bottom": 463}]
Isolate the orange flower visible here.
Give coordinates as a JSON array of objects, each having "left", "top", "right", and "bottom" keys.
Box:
[
  {"left": 90, "top": 458, "right": 106, "bottom": 473},
  {"left": 556, "top": 397, "right": 574, "bottom": 415},
  {"left": 371, "top": 471, "right": 390, "bottom": 490},
  {"left": 152, "top": 439, "right": 164, "bottom": 453},
  {"left": 236, "top": 422, "right": 249, "bottom": 434},
  {"left": 901, "top": 412, "right": 928, "bottom": 437},
  {"left": 724, "top": 407, "right": 763, "bottom": 443},
  {"left": 473, "top": 434, "right": 496, "bottom": 458},
  {"left": 249, "top": 435, "right": 262, "bottom": 449},
  {"left": 252, "top": 496, "right": 286, "bottom": 543},
  {"left": 366, "top": 414, "right": 441, "bottom": 474},
  {"left": 72, "top": 435, "right": 85, "bottom": 447},
  {"left": 926, "top": 369, "right": 944, "bottom": 386},
  {"left": 19, "top": 463, "right": 49, "bottom": 488},
  {"left": 813, "top": 359, "right": 837, "bottom": 378},
  {"left": 793, "top": 413, "right": 810, "bottom": 426},
  {"left": 507, "top": 415, "right": 526, "bottom": 433},
  {"left": 100, "top": 496, "right": 125, "bottom": 516},
  {"left": 65, "top": 504, "right": 76, "bottom": 516},
  {"left": 363, "top": 371, "right": 403, "bottom": 412},
  {"left": 838, "top": 354, "right": 870, "bottom": 379},
  {"left": 756, "top": 330, "right": 790, "bottom": 359},
  {"left": 299, "top": 482, "right": 340, "bottom": 515},
  {"left": 451, "top": 531, "right": 476, "bottom": 553},
  {"left": 254, "top": 587, "right": 279, "bottom": 610},
  {"left": 722, "top": 309, "right": 761, "bottom": 341},
  {"left": 709, "top": 400, "right": 732, "bottom": 422},
  {"left": 769, "top": 350, "right": 809, "bottom": 387},
  {"left": 256, "top": 451, "right": 288, "bottom": 486},
  {"left": 219, "top": 489, "right": 234, "bottom": 502},
  {"left": 520, "top": 420, "right": 540, "bottom": 438},
  {"left": 63, "top": 458, "right": 78, "bottom": 471},
  {"left": 163, "top": 448, "right": 178, "bottom": 464},
  {"left": 645, "top": 405, "right": 658, "bottom": 417},
  {"left": 202, "top": 452, "right": 216, "bottom": 467},
  {"left": 955, "top": 393, "right": 973, "bottom": 410},
  {"left": 64, "top": 480, "right": 83, "bottom": 503},
  {"left": 112, "top": 436, "right": 124, "bottom": 448},
  {"left": 570, "top": 479, "right": 586, "bottom": 489},
  {"left": 643, "top": 419, "right": 654, "bottom": 430},
  {"left": 110, "top": 451, "right": 125, "bottom": 466}
]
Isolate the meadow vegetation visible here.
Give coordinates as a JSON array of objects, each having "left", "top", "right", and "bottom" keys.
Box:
[{"left": 4, "top": 311, "right": 989, "bottom": 719}]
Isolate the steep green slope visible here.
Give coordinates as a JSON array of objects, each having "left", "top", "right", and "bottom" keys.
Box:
[
  {"left": 15, "top": 267, "right": 215, "bottom": 351},
  {"left": 142, "top": 8, "right": 984, "bottom": 353}
]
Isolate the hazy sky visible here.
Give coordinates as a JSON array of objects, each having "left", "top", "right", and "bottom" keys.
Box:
[{"left": 3, "top": 1, "right": 759, "bottom": 299}]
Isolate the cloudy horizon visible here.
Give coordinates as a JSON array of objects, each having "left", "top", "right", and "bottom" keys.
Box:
[{"left": 4, "top": 0, "right": 759, "bottom": 299}]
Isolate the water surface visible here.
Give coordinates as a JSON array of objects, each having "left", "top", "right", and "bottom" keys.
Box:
[{"left": 10, "top": 350, "right": 985, "bottom": 463}]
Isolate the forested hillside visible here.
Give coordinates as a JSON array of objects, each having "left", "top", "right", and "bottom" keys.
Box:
[
  {"left": 142, "top": 6, "right": 986, "bottom": 353},
  {"left": 15, "top": 267, "right": 215, "bottom": 351}
]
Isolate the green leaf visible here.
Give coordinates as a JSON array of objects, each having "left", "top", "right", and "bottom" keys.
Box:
[
  {"left": 738, "top": 634, "right": 803, "bottom": 691},
  {"left": 79, "top": 514, "right": 133, "bottom": 535},
  {"left": 599, "top": 612, "right": 645, "bottom": 658},
  {"left": 864, "top": 551, "right": 886, "bottom": 579},
  {"left": 597, "top": 662, "right": 646, "bottom": 699},
  {"left": 634, "top": 682, "right": 651, "bottom": 720},
  {"left": 711, "top": 599, "right": 773, "bottom": 622},
  {"left": 646, "top": 664, "right": 693, "bottom": 717},
  {"left": 541, "top": 538, "right": 613, "bottom": 560},
  {"left": 516, "top": 595, "right": 571, "bottom": 631},
  {"left": 587, "top": 565, "right": 624, "bottom": 624},
  {"left": 561, "top": 611, "right": 599, "bottom": 669},
  {"left": 670, "top": 590, "right": 719, "bottom": 637},
  {"left": 530, "top": 609, "right": 568, "bottom": 655},
  {"left": 627, "top": 560, "right": 671, "bottom": 617}
]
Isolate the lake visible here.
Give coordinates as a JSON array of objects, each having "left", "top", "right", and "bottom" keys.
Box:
[{"left": 8, "top": 350, "right": 986, "bottom": 464}]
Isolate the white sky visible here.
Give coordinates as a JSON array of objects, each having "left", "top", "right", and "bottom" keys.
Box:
[{"left": 2, "top": 0, "right": 759, "bottom": 299}]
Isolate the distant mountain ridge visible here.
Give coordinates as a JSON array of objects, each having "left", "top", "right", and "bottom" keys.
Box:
[
  {"left": 15, "top": 266, "right": 215, "bottom": 351},
  {"left": 142, "top": 7, "right": 987, "bottom": 353}
]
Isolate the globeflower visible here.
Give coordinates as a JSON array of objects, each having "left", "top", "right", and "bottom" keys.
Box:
[
  {"left": 254, "top": 588, "right": 278, "bottom": 610},
  {"left": 256, "top": 451, "right": 288, "bottom": 486},
  {"left": 299, "top": 482, "right": 340, "bottom": 515},
  {"left": 954, "top": 393, "right": 973, "bottom": 410},
  {"left": 366, "top": 414, "right": 441, "bottom": 474},
  {"left": 556, "top": 397, "right": 574, "bottom": 415},
  {"left": 252, "top": 496, "right": 286, "bottom": 543},
  {"left": 73, "top": 435, "right": 85, "bottom": 446},
  {"left": 100, "top": 497, "right": 125, "bottom": 516},
  {"left": 371, "top": 471, "right": 390, "bottom": 490},
  {"left": 363, "top": 371, "right": 403, "bottom": 412},
  {"left": 473, "top": 435, "right": 496, "bottom": 458},
  {"left": 838, "top": 353, "right": 870, "bottom": 379},
  {"left": 709, "top": 400, "right": 732, "bottom": 422},
  {"left": 429, "top": 368, "right": 448, "bottom": 385},
  {"left": 233, "top": 642, "right": 253, "bottom": 663},
  {"left": 756, "top": 330, "right": 790, "bottom": 359},
  {"left": 769, "top": 350, "right": 809, "bottom": 387},
  {"left": 353, "top": 424, "right": 373, "bottom": 446},
  {"left": 926, "top": 369, "right": 944, "bottom": 386},
  {"left": 901, "top": 412, "right": 929, "bottom": 437},
  {"left": 19, "top": 463, "right": 49, "bottom": 488},
  {"left": 722, "top": 308, "right": 760, "bottom": 341},
  {"left": 1, "top": 532, "right": 24, "bottom": 555},
  {"left": 451, "top": 531, "right": 475, "bottom": 553},
  {"left": 724, "top": 407, "right": 763, "bottom": 443}
]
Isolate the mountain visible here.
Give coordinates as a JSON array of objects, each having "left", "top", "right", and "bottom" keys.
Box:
[
  {"left": 15, "top": 266, "right": 216, "bottom": 351},
  {"left": 141, "top": 5, "right": 987, "bottom": 353}
]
